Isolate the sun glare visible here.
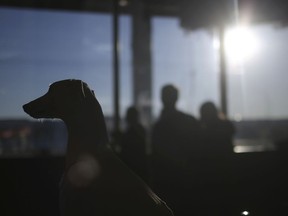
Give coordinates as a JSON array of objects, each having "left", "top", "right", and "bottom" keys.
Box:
[
  {"left": 213, "top": 26, "right": 259, "bottom": 65},
  {"left": 224, "top": 26, "right": 259, "bottom": 64}
]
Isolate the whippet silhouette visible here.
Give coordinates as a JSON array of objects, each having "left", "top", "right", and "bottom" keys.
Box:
[{"left": 23, "top": 79, "right": 173, "bottom": 216}]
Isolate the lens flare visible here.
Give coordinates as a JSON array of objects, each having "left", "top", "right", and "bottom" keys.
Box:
[{"left": 241, "top": 210, "right": 250, "bottom": 215}]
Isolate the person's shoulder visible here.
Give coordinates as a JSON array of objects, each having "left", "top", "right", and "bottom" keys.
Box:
[
  {"left": 220, "top": 119, "right": 235, "bottom": 133},
  {"left": 177, "top": 111, "right": 200, "bottom": 126},
  {"left": 179, "top": 111, "right": 198, "bottom": 122},
  {"left": 222, "top": 119, "right": 234, "bottom": 126},
  {"left": 176, "top": 110, "right": 189, "bottom": 117}
]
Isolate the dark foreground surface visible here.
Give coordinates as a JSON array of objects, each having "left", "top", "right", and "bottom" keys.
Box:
[{"left": 1, "top": 152, "right": 288, "bottom": 216}]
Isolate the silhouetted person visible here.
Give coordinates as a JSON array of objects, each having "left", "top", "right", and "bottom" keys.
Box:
[
  {"left": 151, "top": 84, "right": 200, "bottom": 216},
  {"left": 199, "top": 101, "right": 235, "bottom": 157},
  {"left": 120, "top": 106, "right": 147, "bottom": 181},
  {"left": 195, "top": 102, "right": 236, "bottom": 214}
]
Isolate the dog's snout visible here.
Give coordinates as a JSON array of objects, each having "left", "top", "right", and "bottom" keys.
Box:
[
  {"left": 22, "top": 93, "right": 53, "bottom": 119},
  {"left": 23, "top": 102, "right": 34, "bottom": 112},
  {"left": 22, "top": 104, "right": 31, "bottom": 116},
  {"left": 23, "top": 102, "right": 35, "bottom": 115},
  {"left": 22, "top": 103, "right": 29, "bottom": 113}
]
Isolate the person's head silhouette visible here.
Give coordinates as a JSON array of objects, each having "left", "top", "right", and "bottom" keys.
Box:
[
  {"left": 161, "top": 84, "right": 178, "bottom": 110},
  {"left": 200, "top": 101, "right": 218, "bottom": 122},
  {"left": 126, "top": 106, "right": 139, "bottom": 126}
]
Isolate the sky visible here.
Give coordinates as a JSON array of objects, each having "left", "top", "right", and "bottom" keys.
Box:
[
  {"left": 0, "top": 8, "right": 131, "bottom": 118},
  {"left": 1, "top": 7, "right": 288, "bottom": 121}
]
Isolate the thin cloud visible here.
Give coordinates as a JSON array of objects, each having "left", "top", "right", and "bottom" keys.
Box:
[
  {"left": 0, "top": 51, "right": 20, "bottom": 60},
  {"left": 83, "top": 38, "right": 112, "bottom": 53}
]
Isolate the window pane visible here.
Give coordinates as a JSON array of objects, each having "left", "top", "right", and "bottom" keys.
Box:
[
  {"left": 227, "top": 23, "right": 288, "bottom": 152},
  {"left": 227, "top": 23, "right": 288, "bottom": 120},
  {"left": 0, "top": 8, "right": 113, "bottom": 118},
  {"left": 119, "top": 15, "right": 132, "bottom": 118},
  {"left": 152, "top": 17, "right": 220, "bottom": 118}
]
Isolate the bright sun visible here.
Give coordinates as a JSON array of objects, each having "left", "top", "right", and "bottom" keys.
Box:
[
  {"left": 213, "top": 26, "right": 259, "bottom": 65},
  {"left": 224, "top": 26, "right": 259, "bottom": 64}
]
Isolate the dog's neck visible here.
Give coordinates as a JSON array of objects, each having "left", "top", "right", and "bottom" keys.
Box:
[{"left": 63, "top": 100, "right": 109, "bottom": 169}]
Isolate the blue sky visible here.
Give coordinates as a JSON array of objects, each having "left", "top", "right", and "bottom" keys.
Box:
[
  {"left": 1, "top": 7, "right": 288, "bottom": 120},
  {"left": 0, "top": 8, "right": 131, "bottom": 118}
]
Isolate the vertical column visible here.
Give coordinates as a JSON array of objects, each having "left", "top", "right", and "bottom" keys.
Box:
[
  {"left": 219, "top": 0, "right": 236, "bottom": 116},
  {"left": 113, "top": 0, "right": 120, "bottom": 132},
  {"left": 219, "top": 25, "right": 228, "bottom": 116},
  {"left": 131, "top": 0, "right": 152, "bottom": 128}
]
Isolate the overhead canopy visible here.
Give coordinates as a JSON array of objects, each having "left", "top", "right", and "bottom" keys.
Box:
[
  {"left": 180, "top": 0, "right": 288, "bottom": 30},
  {"left": 1, "top": 0, "right": 288, "bottom": 28}
]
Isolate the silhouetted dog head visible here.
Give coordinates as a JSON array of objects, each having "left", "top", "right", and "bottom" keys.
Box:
[{"left": 23, "top": 79, "right": 96, "bottom": 120}]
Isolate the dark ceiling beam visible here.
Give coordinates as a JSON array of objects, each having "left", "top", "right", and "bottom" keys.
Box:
[
  {"left": 0, "top": 0, "right": 115, "bottom": 14},
  {"left": 1, "top": 0, "right": 288, "bottom": 26},
  {"left": 0, "top": 0, "right": 179, "bottom": 16},
  {"left": 238, "top": 0, "right": 288, "bottom": 24}
]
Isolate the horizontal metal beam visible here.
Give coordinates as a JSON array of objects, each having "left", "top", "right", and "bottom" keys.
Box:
[
  {"left": 0, "top": 0, "right": 179, "bottom": 16},
  {"left": 2, "top": 0, "right": 288, "bottom": 26}
]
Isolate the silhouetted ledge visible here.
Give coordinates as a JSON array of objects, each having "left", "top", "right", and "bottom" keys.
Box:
[{"left": 1, "top": 152, "right": 288, "bottom": 215}]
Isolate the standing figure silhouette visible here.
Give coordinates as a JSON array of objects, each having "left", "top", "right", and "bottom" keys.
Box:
[{"left": 152, "top": 84, "right": 200, "bottom": 216}]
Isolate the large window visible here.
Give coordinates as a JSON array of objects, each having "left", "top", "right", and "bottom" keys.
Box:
[
  {"left": 2, "top": 7, "right": 288, "bottom": 156},
  {"left": 0, "top": 7, "right": 132, "bottom": 156}
]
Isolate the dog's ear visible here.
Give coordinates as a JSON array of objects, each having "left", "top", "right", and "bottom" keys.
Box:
[
  {"left": 80, "top": 80, "right": 86, "bottom": 98},
  {"left": 75, "top": 80, "right": 95, "bottom": 101},
  {"left": 71, "top": 80, "right": 86, "bottom": 101}
]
